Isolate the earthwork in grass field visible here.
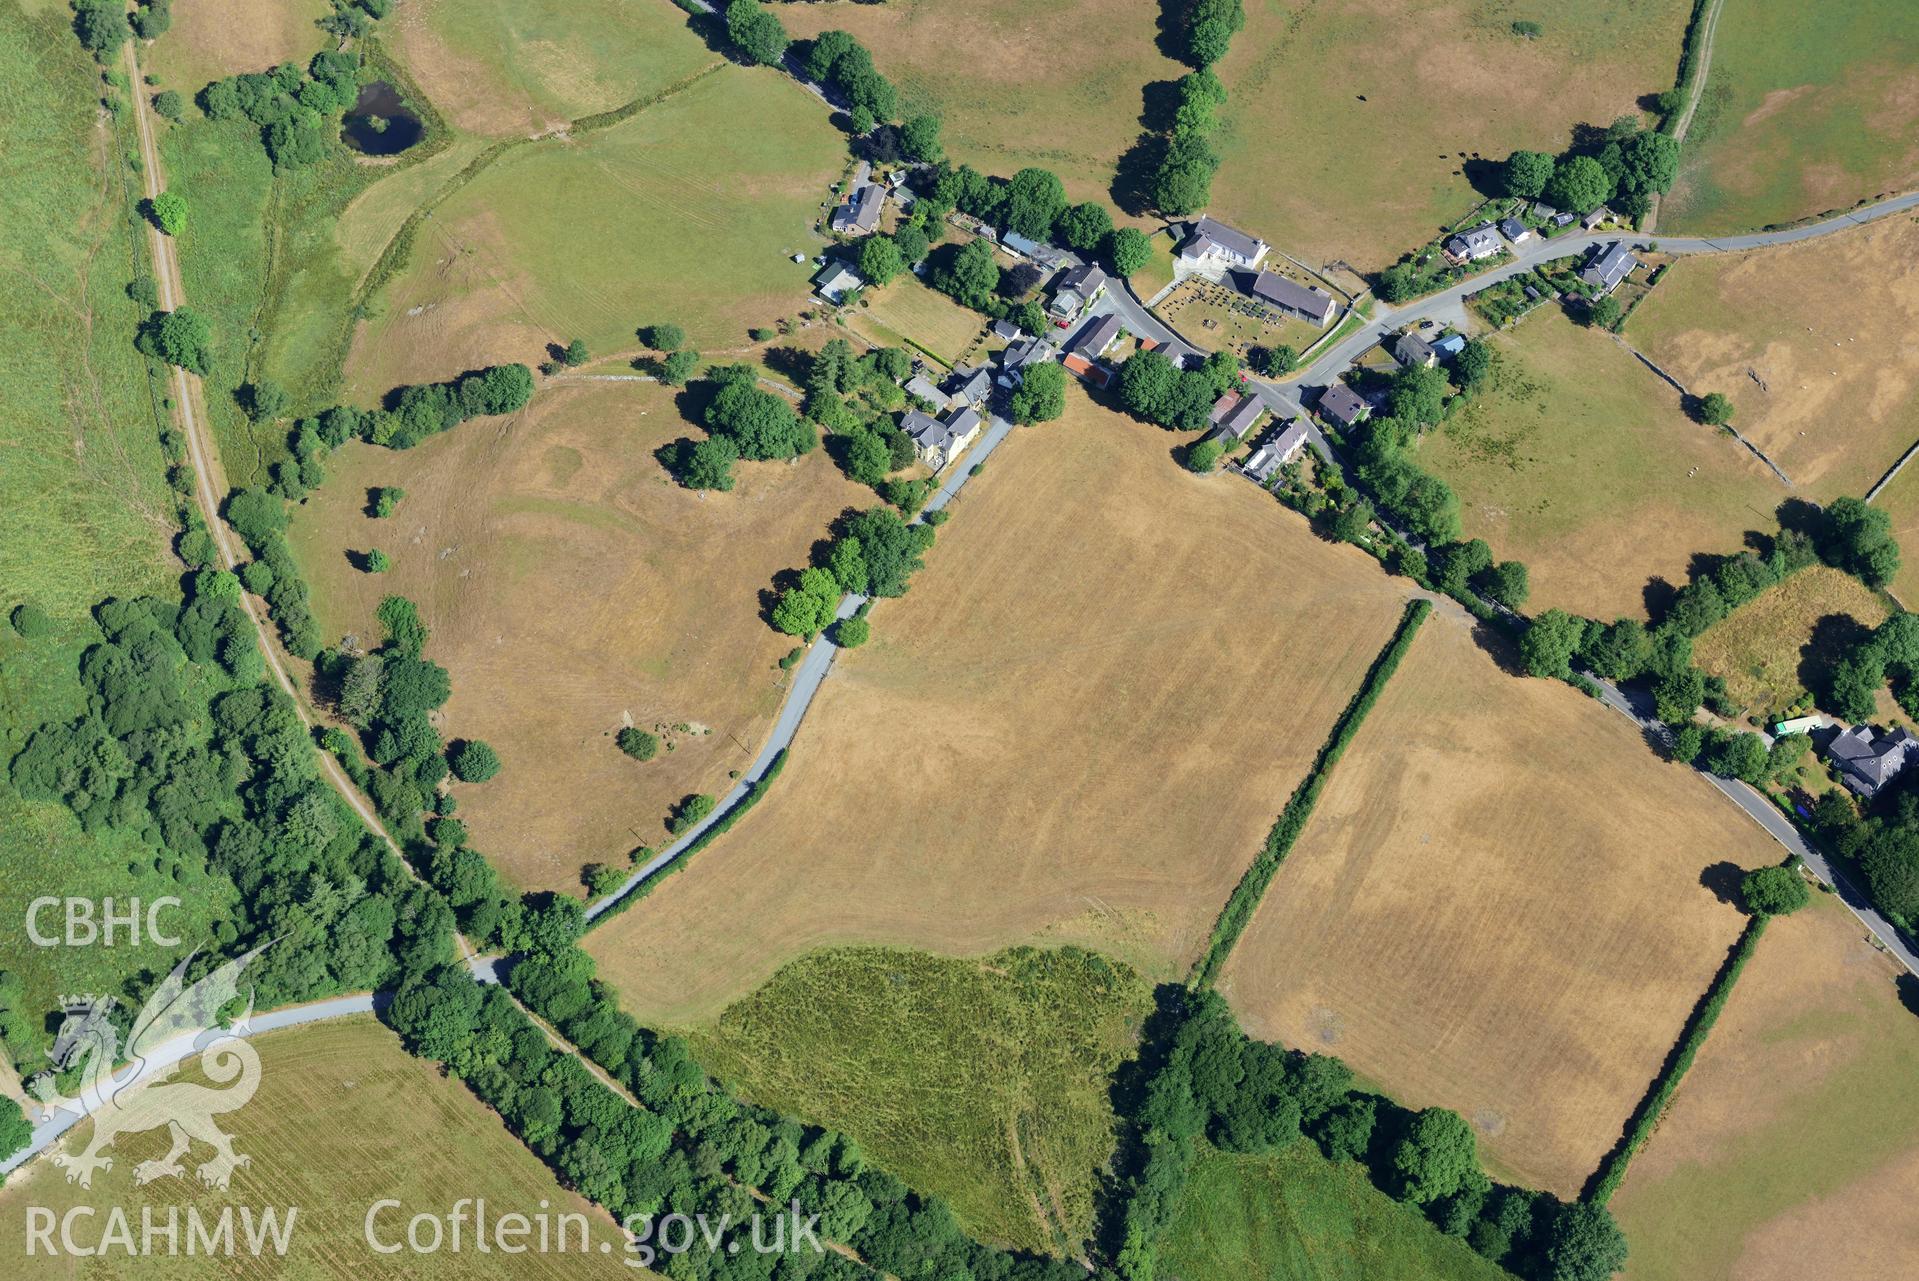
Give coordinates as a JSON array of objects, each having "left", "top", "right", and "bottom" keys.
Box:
[
  {"left": 1209, "top": 0, "right": 1691, "bottom": 273},
  {"left": 1625, "top": 214, "right": 1919, "bottom": 503},
  {"left": 1609, "top": 896, "right": 1919, "bottom": 1281},
  {"left": 689, "top": 945, "right": 1153, "bottom": 1255},
  {"left": 775, "top": 0, "right": 1187, "bottom": 214},
  {"left": 289, "top": 378, "right": 871, "bottom": 893},
  {"left": 1691, "top": 565, "right": 1890, "bottom": 720},
  {"left": 0, "top": 1017, "right": 633, "bottom": 1278},
  {"left": 389, "top": 0, "right": 718, "bottom": 137},
  {"left": 1659, "top": 0, "right": 1919, "bottom": 234},
  {"left": 585, "top": 392, "right": 1418, "bottom": 1024},
  {"left": 1215, "top": 606, "right": 1779, "bottom": 1197},
  {"left": 1160, "top": 1141, "right": 1510, "bottom": 1281},
  {"left": 1416, "top": 311, "right": 1784, "bottom": 620},
  {"left": 345, "top": 64, "right": 839, "bottom": 394}
]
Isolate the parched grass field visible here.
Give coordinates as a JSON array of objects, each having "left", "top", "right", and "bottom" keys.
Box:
[
  {"left": 1609, "top": 896, "right": 1919, "bottom": 1281},
  {"left": 1659, "top": 0, "right": 1919, "bottom": 234},
  {"left": 344, "top": 65, "right": 837, "bottom": 394},
  {"left": 1691, "top": 566, "right": 1890, "bottom": 718},
  {"left": 586, "top": 392, "right": 1418, "bottom": 1024},
  {"left": 1416, "top": 310, "right": 1785, "bottom": 619},
  {"left": 0, "top": 1016, "right": 633, "bottom": 1278},
  {"left": 143, "top": 0, "right": 333, "bottom": 96},
  {"left": 845, "top": 276, "right": 988, "bottom": 368},
  {"left": 776, "top": 0, "right": 1187, "bottom": 212},
  {"left": 1872, "top": 464, "right": 1919, "bottom": 606},
  {"left": 1210, "top": 0, "right": 1692, "bottom": 272},
  {"left": 289, "top": 378, "right": 870, "bottom": 893},
  {"left": 389, "top": 0, "right": 718, "bottom": 137},
  {"left": 0, "top": 5, "right": 240, "bottom": 1034},
  {"left": 1160, "top": 1142, "right": 1510, "bottom": 1281},
  {"left": 1626, "top": 216, "right": 1919, "bottom": 502},
  {"left": 688, "top": 945, "right": 1152, "bottom": 1254},
  {"left": 1215, "top": 606, "right": 1779, "bottom": 1197}
]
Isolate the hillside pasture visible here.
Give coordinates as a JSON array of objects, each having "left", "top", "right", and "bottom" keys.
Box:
[
  {"left": 1209, "top": 0, "right": 1692, "bottom": 273},
  {"left": 0, "top": 1017, "right": 632, "bottom": 1278},
  {"left": 389, "top": 0, "right": 718, "bottom": 137},
  {"left": 1416, "top": 310, "right": 1785, "bottom": 619},
  {"left": 345, "top": 65, "right": 839, "bottom": 395},
  {"left": 586, "top": 392, "right": 1418, "bottom": 1024},
  {"left": 143, "top": 0, "right": 333, "bottom": 95},
  {"left": 1609, "top": 897, "right": 1919, "bottom": 1281},
  {"left": 1160, "top": 1142, "right": 1511, "bottom": 1281},
  {"left": 288, "top": 378, "right": 871, "bottom": 893},
  {"left": 775, "top": 0, "right": 1186, "bottom": 213},
  {"left": 1691, "top": 565, "right": 1890, "bottom": 719},
  {"left": 1626, "top": 215, "right": 1919, "bottom": 502},
  {"left": 846, "top": 276, "right": 988, "bottom": 368},
  {"left": 1659, "top": 0, "right": 1919, "bottom": 233},
  {"left": 1216, "top": 607, "right": 1780, "bottom": 1196},
  {"left": 689, "top": 945, "right": 1152, "bottom": 1254}
]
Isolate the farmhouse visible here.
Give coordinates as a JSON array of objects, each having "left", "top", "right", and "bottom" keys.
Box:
[
  {"left": 1066, "top": 312, "right": 1123, "bottom": 359},
  {"left": 902, "top": 404, "right": 983, "bottom": 471},
  {"left": 1444, "top": 222, "right": 1502, "bottom": 262},
  {"left": 1237, "top": 270, "right": 1337, "bottom": 328},
  {"left": 1177, "top": 216, "right": 1270, "bottom": 276},
  {"left": 1049, "top": 263, "right": 1109, "bottom": 320},
  {"left": 1393, "top": 332, "right": 1438, "bottom": 369},
  {"left": 944, "top": 365, "right": 993, "bottom": 407},
  {"left": 1498, "top": 216, "right": 1531, "bottom": 244},
  {"left": 831, "top": 181, "right": 885, "bottom": 236},
  {"left": 1316, "top": 381, "right": 1370, "bottom": 429},
  {"left": 1244, "top": 418, "right": 1310, "bottom": 482},
  {"left": 1578, "top": 241, "right": 1639, "bottom": 294},
  {"left": 813, "top": 260, "right": 864, "bottom": 303},
  {"left": 1826, "top": 724, "right": 1919, "bottom": 799},
  {"left": 1208, "top": 391, "right": 1266, "bottom": 441}
]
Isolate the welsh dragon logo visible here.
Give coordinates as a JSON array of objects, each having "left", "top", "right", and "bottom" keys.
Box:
[{"left": 28, "top": 945, "right": 268, "bottom": 1190}]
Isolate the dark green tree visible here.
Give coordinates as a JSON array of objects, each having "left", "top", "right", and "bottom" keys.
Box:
[
  {"left": 1520, "top": 609, "right": 1584, "bottom": 678},
  {"left": 449, "top": 739, "right": 500, "bottom": 783},
  {"left": 1502, "top": 149, "right": 1555, "bottom": 199},
  {"left": 1010, "top": 361, "right": 1067, "bottom": 424}
]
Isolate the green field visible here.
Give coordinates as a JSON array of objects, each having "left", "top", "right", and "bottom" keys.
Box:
[
  {"left": 1661, "top": 0, "right": 1919, "bottom": 232},
  {"left": 1160, "top": 1142, "right": 1511, "bottom": 1281},
  {"left": 1415, "top": 311, "right": 1785, "bottom": 619},
  {"left": 0, "top": 4, "right": 239, "bottom": 1039},
  {"left": 848, "top": 276, "right": 989, "bottom": 367},
  {"left": 346, "top": 64, "right": 839, "bottom": 392},
  {"left": 688, "top": 945, "right": 1153, "bottom": 1254}
]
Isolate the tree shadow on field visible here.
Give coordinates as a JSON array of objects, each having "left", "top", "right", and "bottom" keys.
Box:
[
  {"left": 761, "top": 344, "right": 813, "bottom": 386},
  {"left": 1803, "top": 613, "right": 1877, "bottom": 708},
  {"left": 1642, "top": 575, "right": 1679, "bottom": 623},
  {"left": 1111, "top": 78, "right": 1182, "bottom": 216},
  {"left": 672, "top": 380, "right": 721, "bottom": 429},
  {"left": 1460, "top": 155, "right": 1504, "bottom": 199},
  {"left": 1468, "top": 616, "right": 1528, "bottom": 678},
  {"left": 1897, "top": 974, "right": 1919, "bottom": 1021},
  {"left": 1699, "top": 860, "right": 1747, "bottom": 907}
]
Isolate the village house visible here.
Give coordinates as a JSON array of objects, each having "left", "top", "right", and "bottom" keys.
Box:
[
  {"left": 944, "top": 365, "right": 993, "bottom": 407},
  {"left": 1578, "top": 241, "right": 1639, "bottom": 294},
  {"left": 1444, "top": 222, "right": 1502, "bottom": 263},
  {"left": 1316, "top": 381, "right": 1370, "bottom": 430},
  {"left": 812, "top": 260, "right": 864, "bottom": 304},
  {"left": 1176, "top": 216, "right": 1270, "bottom": 277},
  {"left": 1048, "top": 263, "right": 1108, "bottom": 321},
  {"left": 902, "top": 404, "right": 983, "bottom": 471},
  {"left": 1237, "top": 270, "right": 1337, "bottom": 328},
  {"left": 1207, "top": 391, "right": 1266, "bottom": 442},
  {"left": 830, "top": 181, "right": 885, "bottom": 236},
  {"left": 1065, "top": 312, "right": 1123, "bottom": 360},
  {"left": 1061, "top": 352, "right": 1110, "bottom": 388},
  {"left": 1392, "top": 332, "right": 1438, "bottom": 369},
  {"left": 1431, "top": 332, "right": 1467, "bottom": 359},
  {"left": 1582, "top": 206, "right": 1613, "bottom": 230},
  {"left": 1497, "top": 216, "right": 1531, "bottom": 244},
  {"left": 1826, "top": 724, "right": 1919, "bottom": 799},
  {"left": 997, "top": 337, "right": 1048, "bottom": 388},
  {"left": 903, "top": 374, "right": 949, "bottom": 409},
  {"left": 1243, "top": 418, "right": 1310, "bottom": 482}
]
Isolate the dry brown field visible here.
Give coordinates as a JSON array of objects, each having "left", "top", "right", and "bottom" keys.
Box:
[
  {"left": 0, "top": 1016, "right": 632, "bottom": 1279},
  {"left": 1627, "top": 215, "right": 1919, "bottom": 502},
  {"left": 143, "top": 0, "right": 333, "bottom": 95},
  {"left": 1209, "top": 0, "right": 1691, "bottom": 273},
  {"left": 585, "top": 392, "right": 1418, "bottom": 1024},
  {"left": 1416, "top": 311, "right": 1785, "bottom": 621},
  {"left": 775, "top": 0, "right": 1186, "bottom": 213},
  {"left": 1872, "top": 463, "right": 1919, "bottom": 606},
  {"left": 288, "top": 378, "right": 871, "bottom": 893},
  {"left": 1691, "top": 565, "right": 1890, "bottom": 718},
  {"left": 388, "top": 0, "right": 717, "bottom": 138},
  {"left": 1215, "top": 606, "right": 1779, "bottom": 1197},
  {"left": 1610, "top": 896, "right": 1919, "bottom": 1281}
]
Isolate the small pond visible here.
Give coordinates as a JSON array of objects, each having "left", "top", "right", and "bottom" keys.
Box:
[{"left": 340, "top": 80, "right": 423, "bottom": 156}]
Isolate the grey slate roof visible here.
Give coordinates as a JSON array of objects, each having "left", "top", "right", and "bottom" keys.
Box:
[
  {"left": 1497, "top": 216, "right": 1529, "bottom": 240},
  {"left": 1241, "top": 271, "right": 1337, "bottom": 324},
  {"left": 945, "top": 365, "right": 993, "bottom": 403},
  {"left": 1317, "top": 382, "right": 1370, "bottom": 427},
  {"left": 1445, "top": 223, "right": 1502, "bottom": 259},
  {"left": 1056, "top": 262, "right": 1108, "bottom": 297},
  {"left": 1394, "top": 333, "right": 1438, "bottom": 368},
  {"left": 904, "top": 375, "right": 948, "bottom": 407},
  {"left": 990, "top": 319, "right": 1020, "bottom": 340},
  {"left": 1066, "top": 312, "right": 1123, "bottom": 357},
  {"left": 1828, "top": 725, "right": 1919, "bottom": 797},
  {"left": 1180, "top": 216, "right": 1266, "bottom": 264},
  {"left": 1578, "top": 241, "right": 1639, "bottom": 292},
  {"left": 832, "top": 182, "right": 885, "bottom": 234},
  {"left": 1245, "top": 419, "right": 1310, "bottom": 480},
  {"left": 1216, "top": 393, "right": 1265, "bottom": 439}
]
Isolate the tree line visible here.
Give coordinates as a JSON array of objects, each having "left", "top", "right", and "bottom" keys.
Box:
[{"left": 1147, "top": 0, "right": 1246, "bottom": 216}]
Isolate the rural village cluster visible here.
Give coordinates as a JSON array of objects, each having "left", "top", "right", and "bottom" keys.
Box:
[{"left": 6, "top": 1, "right": 1919, "bottom": 1279}]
